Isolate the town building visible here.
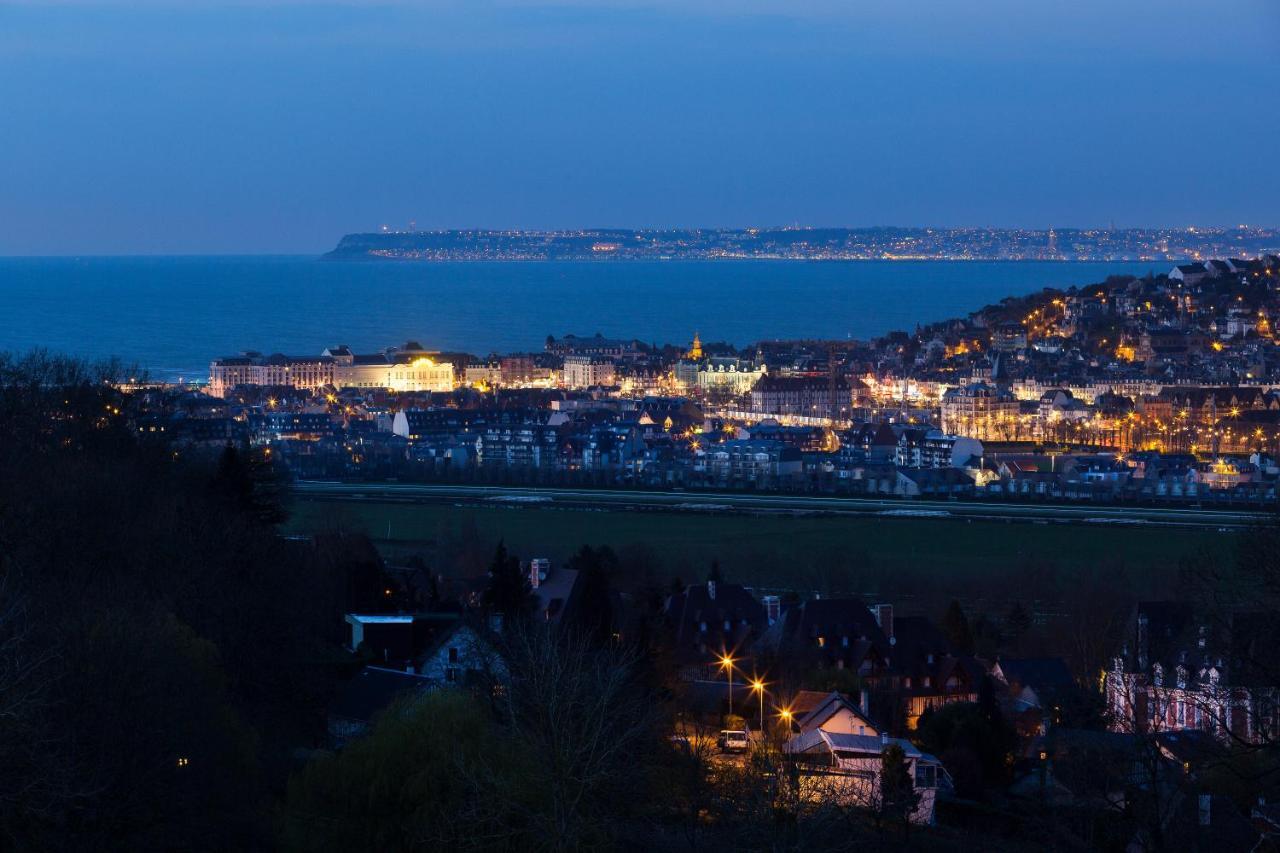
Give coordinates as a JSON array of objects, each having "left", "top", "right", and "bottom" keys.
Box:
[
  {"left": 209, "top": 342, "right": 454, "bottom": 397},
  {"left": 562, "top": 355, "right": 617, "bottom": 389},
  {"left": 664, "top": 577, "right": 767, "bottom": 678},
  {"left": 695, "top": 357, "right": 767, "bottom": 399},
  {"left": 783, "top": 730, "right": 947, "bottom": 825},
  {"left": 749, "top": 374, "right": 861, "bottom": 419},
  {"left": 939, "top": 381, "right": 1022, "bottom": 439},
  {"left": 1105, "top": 601, "right": 1280, "bottom": 744},
  {"left": 704, "top": 439, "right": 802, "bottom": 484}
]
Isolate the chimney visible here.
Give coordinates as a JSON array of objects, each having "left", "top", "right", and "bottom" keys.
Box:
[
  {"left": 860, "top": 688, "right": 870, "bottom": 716},
  {"left": 1137, "top": 613, "right": 1149, "bottom": 670},
  {"left": 1199, "top": 793, "right": 1211, "bottom": 827},
  {"left": 529, "top": 557, "right": 550, "bottom": 590},
  {"left": 707, "top": 579, "right": 717, "bottom": 601},
  {"left": 880, "top": 732, "right": 889, "bottom": 748},
  {"left": 762, "top": 594, "right": 781, "bottom": 625},
  {"left": 873, "top": 604, "right": 894, "bottom": 640}
]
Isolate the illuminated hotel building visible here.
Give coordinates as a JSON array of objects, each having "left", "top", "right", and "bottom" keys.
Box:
[
  {"left": 208, "top": 342, "right": 454, "bottom": 397},
  {"left": 328, "top": 344, "right": 455, "bottom": 392}
]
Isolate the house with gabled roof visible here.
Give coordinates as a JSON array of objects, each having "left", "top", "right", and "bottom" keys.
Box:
[
  {"left": 888, "top": 615, "right": 985, "bottom": 729},
  {"left": 416, "top": 620, "right": 506, "bottom": 688},
  {"left": 1170, "top": 263, "right": 1210, "bottom": 286},
  {"left": 992, "top": 656, "right": 1076, "bottom": 736},
  {"left": 784, "top": 729, "right": 948, "bottom": 825},
  {"left": 766, "top": 598, "right": 895, "bottom": 679},
  {"left": 1106, "top": 601, "right": 1280, "bottom": 744},
  {"left": 664, "top": 576, "right": 767, "bottom": 679},
  {"left": 786, "top": 690, "right": 881, "bottom": 738},
  {"left": 765, "top": 598, "right": 990, "bottom": 733}
]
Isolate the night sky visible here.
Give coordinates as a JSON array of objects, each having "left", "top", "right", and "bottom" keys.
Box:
[{"left": 2, "top": 0, "right": 1277, "bottom": 254}]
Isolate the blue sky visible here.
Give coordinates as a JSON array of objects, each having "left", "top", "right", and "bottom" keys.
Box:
[{"left": 1, "top": 0, "right": 1277, "bottom": 254}]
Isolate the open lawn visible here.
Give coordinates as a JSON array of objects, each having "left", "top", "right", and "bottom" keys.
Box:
[{"left": 288, "top": 498, "right": 1220, "bottom": 604}]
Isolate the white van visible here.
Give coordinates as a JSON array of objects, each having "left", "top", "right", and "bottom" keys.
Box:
[{"left": 718, "top": 730, "right": 749, "bottom": 753}]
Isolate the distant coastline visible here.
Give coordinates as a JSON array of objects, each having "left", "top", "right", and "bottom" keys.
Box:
[{"left": 324, "top": 226, "right": 1280, "bottom": 263}]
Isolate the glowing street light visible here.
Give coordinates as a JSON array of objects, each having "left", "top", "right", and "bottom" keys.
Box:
[
  {"left": 719, "top": 654, "right": 735, "bottom": 716},
  {"left": 750, "top": 678, "right": 766, "bottom": 734}
]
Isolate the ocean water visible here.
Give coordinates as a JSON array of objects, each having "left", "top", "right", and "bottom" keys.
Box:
[{"left": 0, "top": 256, "right": 1157, "bottom": 381}]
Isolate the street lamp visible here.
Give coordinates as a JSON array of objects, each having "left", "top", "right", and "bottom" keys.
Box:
[
  {"left": 750, "top": 679, "right": 766, "bottom": 734},
  {"left": 719, "top": 654, "right": 735, "bottom": 716},
  {"left": 778, "top": 706, "right": 794, "bottom": 735}
]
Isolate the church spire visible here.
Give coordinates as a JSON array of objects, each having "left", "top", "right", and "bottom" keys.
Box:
[{"left": 687, "top": 331, "right": 704, "bottom": 360}]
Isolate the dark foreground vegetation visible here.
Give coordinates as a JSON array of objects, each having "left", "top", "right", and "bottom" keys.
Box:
[{"left": 4, "top": 351, "right": 1280, "bottom": 851}]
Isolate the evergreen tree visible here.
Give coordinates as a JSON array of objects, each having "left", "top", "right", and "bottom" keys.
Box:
[
  {"left": 1005, "top": 601, "right": 1032, "bottom": 646},
  {"left": 482, "top": 541, "right": 531, "bottom": 623},
  {"left": 211, "top": 442, "right": 288, "bottom": 525},
  {"left": 942, "top": 600, "right": 975, "bottom": 655},
  {"left": 880, "top": 742, "right": 921, "bottom": 831},
  {"left": 566, "top": 545, "right": 617, "bottom": 647}
]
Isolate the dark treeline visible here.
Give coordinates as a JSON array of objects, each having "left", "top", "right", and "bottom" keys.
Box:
[{"left": 0, "top": 352, "right": 340, "bottom": 849}]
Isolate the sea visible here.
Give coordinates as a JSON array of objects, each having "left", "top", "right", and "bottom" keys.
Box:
[{"left": 0, "top": 256, "right": 1159, "bottom": 382}]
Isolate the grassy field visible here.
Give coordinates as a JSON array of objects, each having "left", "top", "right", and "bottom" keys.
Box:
[{"left": 288, "top": 497, "right": 1220, "bottom": 602}]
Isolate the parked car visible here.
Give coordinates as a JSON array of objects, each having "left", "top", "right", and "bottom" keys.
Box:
[{"left": 717, "top": 730, "right": 749, "bottom": 752}]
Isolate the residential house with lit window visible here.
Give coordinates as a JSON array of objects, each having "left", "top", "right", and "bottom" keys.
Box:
[
  {"left": 783, "top": 730, "right": 948, "bottom": 825},
  {"left": 784, "top": 690, "right": 881, "bottom": 738},
  {"left": 766, "top": 599, "right": 984, "bottom": 732},
  {"left": 664, "top": 576, "right": 767, "bottom": 679},
  {"left": 889, "top": 618, "right": 979, "bottom": 727},
  {"left": 1106, "top": 601, "right": 1280, "bottom": 744},
  {"left": 764, "top": 598, "right": 895, "bottom": 682}
]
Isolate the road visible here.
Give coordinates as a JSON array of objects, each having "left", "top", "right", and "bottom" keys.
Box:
[{"left": 291, "top": 481, "right": 1270, "bottom": 530}]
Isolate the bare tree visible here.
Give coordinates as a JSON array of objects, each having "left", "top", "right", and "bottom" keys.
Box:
[
  {"left": 0, "top": 580, "right": 77, "bottom": 837},
  {"left": 494, "top": 626, "right": 660, "bottom": 851}
]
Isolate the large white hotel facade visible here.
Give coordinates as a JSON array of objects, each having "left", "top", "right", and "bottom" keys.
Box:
[{"left": 208, "top": 342, "right": 455, "bottom": 398}]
